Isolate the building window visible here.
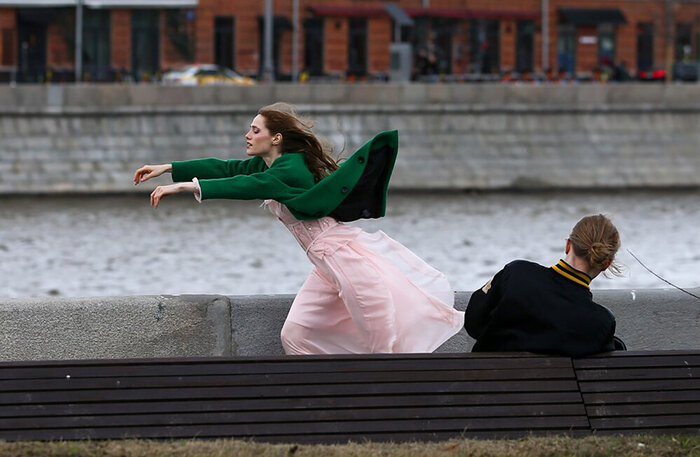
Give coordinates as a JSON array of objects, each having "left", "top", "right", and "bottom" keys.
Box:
[
  {"left": 637, "top": 22, "right": 653, "bottom": 72},
  {"left": 516, "top": 21, "right": 534, "bottom": 73},
  {"left": 598, "top": 24, "right": 615, "bottom": 67},
  {"left": 83, "top": 9, "right": 110, "bottom": 81},
  {"left": 412, "top": 17, "right": 454, "bottom": 76},
  {"left": 471, "top": 19, "right": 498, "bottom": 74},
  {"left": 676, "top": 23, "right": 693, "bottom": 61},
  {"left": 131, "top": 10, "right": 160, "bottom": 81},
  {"left": 1, "top": 29, "right": 13, "bottom": 66},
  {"left": 348, "top": 18, "right": 367, "bottom": 77},
  {"left": 215, "top": 16, "right": 234, "bottom": 70},
  {"left": 304, "top": 17, "right": 323, "bottom": 76},
  {"left": 557, "top": 24, "right": 576, "bottom": 73}
]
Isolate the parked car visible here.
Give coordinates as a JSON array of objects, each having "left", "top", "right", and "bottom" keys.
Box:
[
  {"left": 673, "top": 61, "right": 699, "bottom": 81},
  {"left": 637, "top": 67, "right": 667, "bottom": 82},
  {"left": 637, "top": 62, "right": 699, "bottom": 82},
  {"left": 162, "top": 64, "right": 256, "bottom": 86}
]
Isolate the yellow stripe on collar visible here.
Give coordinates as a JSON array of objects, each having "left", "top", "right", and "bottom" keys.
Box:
[
  {"left": 551, "top": 260, "right": 591, "bottom": 289},
  {"left": 556, "top": 260, "right": 592, "bottom": 284}
]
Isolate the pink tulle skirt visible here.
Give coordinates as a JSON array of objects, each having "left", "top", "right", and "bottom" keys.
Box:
[{"left": 281, "top": 227, "right": 465, "bottom": 354}]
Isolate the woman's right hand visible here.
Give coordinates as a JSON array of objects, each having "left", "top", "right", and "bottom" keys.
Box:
[{"left": 133, "top": 164, "right": 172, "bottom": 185}]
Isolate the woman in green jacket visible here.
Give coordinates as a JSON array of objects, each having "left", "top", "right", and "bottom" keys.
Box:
[{"left": 134, "top": 103, "right": 464, "bottom": 355}]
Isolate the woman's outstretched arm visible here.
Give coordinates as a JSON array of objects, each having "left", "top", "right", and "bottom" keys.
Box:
[
  {"left": 133, "top": 163, "right": 172, "bottom": 185},
  {"left": 149, "top": 181, "right": 198, "bottom": 209}
]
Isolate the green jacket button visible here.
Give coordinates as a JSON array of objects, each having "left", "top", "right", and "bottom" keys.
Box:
[
  {"left": 358, "top": 156, "right": 365, "bottom": 164},
  {"left": 341, "top": 186, "right": 349, "bottom": 193}
]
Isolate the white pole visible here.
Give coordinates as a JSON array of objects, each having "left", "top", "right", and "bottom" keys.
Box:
[
  {"left": 264, "top": 0, "right": 274, "bottom": 82},
  {"left": 292, "top": 0, "right": 299, "bottom": 81},
  {"left": 75, "top": 0, "right": 83, "bottom": 82}
]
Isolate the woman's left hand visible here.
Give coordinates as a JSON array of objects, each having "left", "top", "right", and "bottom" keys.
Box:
[{"left": 150, "top": 182, "right": 195, "bottom": 209}]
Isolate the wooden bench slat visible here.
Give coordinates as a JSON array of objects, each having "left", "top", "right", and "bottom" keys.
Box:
[
  {"left": 0, "top": 357, "right": 573, "bottom": 380},
  {"left": 0, "top": 392, "right": 585, "bottom": 418},
  {"left": 590, "top": 427, "right": 700, "bottom": 436},
  {"left": 576, "top": 367, "right": 699, "bottom": 381},
  {"left": 586, "top": 402, "right": 700, "bottom": 417},
  {"left": 590, "top": 415, "right": 700, "bottom": 429},
  {"left": 573, "top": 355, "right": 700, "bottom": 370},
  {"left": 0, "top": 380, "right": 580, "bottom": 406},
  {"left": 579, "top": 379, "right": 700, "bottom": 393},
  {"left": 0, "top": 368, "right": 576, "bottom": 392},
  {"left": 0, "top": 427, "right": 590, "bottom": 443},
  {"left": 0, "top": 404, "right": 587, "bottom": 430},
  {"left": 582, "top": 390, "right": 700, "bottom": 404},
  {"left": 0, "top": 415, "right": 591, "bottom": 439}
]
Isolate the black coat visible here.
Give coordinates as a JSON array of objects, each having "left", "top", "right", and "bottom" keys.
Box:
[{"left": 465, "top": 259, "right": 618, "bottom": 357}]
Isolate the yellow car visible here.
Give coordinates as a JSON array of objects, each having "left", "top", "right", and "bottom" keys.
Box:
[{"left": 162, "top": 64, "right": 256, "bottom": 86}]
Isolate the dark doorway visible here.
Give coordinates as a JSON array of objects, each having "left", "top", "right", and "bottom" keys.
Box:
[
  {"left": 215, "top": 16, "right": 234, "bottom": 71},
  {"left": 132, "top": 10, "right": 160, "bottom": 81},
  {"left": 471, "top": 19, "right": 499, "bottom": 74},
  {"left": 348, "top": 18, "right": 367, "bottom": 77},
  {"left": 83, "top": 9, "right": 111, "bottom": 81},
  {"left": 637, "top": 22, "right": 653, "bottom": 72},
  {"left": 304, "top": 17, "right": 323, "bottom": 77},
  {"left": 557, "top": 24, "right": 576, "bottom": 73},
  {"left": 17, "top": 8, "right": 51, "bottom": 83},
  {"left": 516, "top": 21, "right": 534, "bottom": 73}
]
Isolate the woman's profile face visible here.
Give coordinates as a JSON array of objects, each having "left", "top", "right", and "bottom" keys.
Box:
[{"left": 245, "top": 114, "right": 275, "bottom": 157}]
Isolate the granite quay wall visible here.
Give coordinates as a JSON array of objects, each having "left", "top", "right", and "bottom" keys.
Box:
[
  {"left": 1, "top": 288, "right": 698, "bottom": 361},
  {"left": 1, "top": 83, "right": 700, "bottom": 193}
]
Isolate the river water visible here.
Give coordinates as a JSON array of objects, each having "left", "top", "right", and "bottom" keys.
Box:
[{"left": 0, "top": 191, "right": 698, "bottom": 297}]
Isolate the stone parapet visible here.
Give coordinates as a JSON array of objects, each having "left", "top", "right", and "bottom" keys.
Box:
[
  {"left": 1, "top": 288, "right": 697, "bottom": 361},
  {"left": 1, "top": 84, "right": 700, "bottom": 193}
]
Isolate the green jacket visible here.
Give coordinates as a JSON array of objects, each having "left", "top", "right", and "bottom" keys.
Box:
[{"left": 171, "top": 130, "right": 398, "bottom": 221}]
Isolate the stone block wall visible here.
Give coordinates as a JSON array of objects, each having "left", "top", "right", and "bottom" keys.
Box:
[{"left": 1, "top": 83, "right": 700, "bottom": 193}]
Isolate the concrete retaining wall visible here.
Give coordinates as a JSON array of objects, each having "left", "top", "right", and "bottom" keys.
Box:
[
  {"left": 1, "top": 83, "right": 700, "bottom": 193},
  {"left": 1, "top": 288, "right": 698, "bottom": 361}
]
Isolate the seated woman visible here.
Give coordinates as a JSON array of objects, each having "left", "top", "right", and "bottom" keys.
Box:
[{"left": 465, "top": 214, "right": 625, "bottom": 357}]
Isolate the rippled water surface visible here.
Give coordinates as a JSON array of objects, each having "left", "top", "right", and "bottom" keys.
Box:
[{"left": 1, "top": 191, "right": 698, "bottom": 297}]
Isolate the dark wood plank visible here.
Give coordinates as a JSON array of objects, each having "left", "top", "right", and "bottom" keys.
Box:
[
  {"left": 0, "top": 427, "right": 591, "bottom": 443},
  {"left": 587, "top": 402, "right": 700, "bottom": 417},
  {"left": 579, "top": 379, "right": 700, "bottom": 393},
  {"left": 0, "top": 415, "right": 591, "bottom": 441},
  {"left": 582, "top": 390, "right": 700, "bottom": 405},
  {"left": 0, "top": 356, "right": 573, "bottom": 380},
  {"left": 590, "top": 415, "right": 700, "bottom": 430},
  {"left": 590, "top": 427, "right": 700, "bottom": 436},
  {"left": 0, "top": 379, "right": 581, "bottom": 406},
  {"left": 576, "top": 367, "right": 699, "bottom": 381},
  {"left": 0, "top": 367, "right": 576, "bottom": 392},
  {"left": 0, "top": 404, "right": 587, "bottom": 430},
  {"left": 573, "top": 353, "right": 700, "bottom": 370},
  {"left": 0, "top": 391, "right": 585, "bottom": 418}
]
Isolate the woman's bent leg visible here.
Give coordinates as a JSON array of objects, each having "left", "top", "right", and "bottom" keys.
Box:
[{"left": 281, "top": 267, "right": 366, "bottom": 354}]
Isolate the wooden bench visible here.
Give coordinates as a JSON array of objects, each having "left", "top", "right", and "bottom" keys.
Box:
[
  {"left": 0, "top": 351, "right": 697, "bottom": 443},
  {"left": 574, "top": 351, "right": 700, "bottom": 436}
]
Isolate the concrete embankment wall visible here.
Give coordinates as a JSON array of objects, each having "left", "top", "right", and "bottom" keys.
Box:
[
  {"left": 1, "top": 83, "right": 700, "bottom": 193},
  {"left": 1, "top": 288, "right": 698, "bottom": 361}
]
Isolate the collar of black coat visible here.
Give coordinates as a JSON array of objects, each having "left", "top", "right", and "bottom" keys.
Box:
[{"left": 551, "top": 259, "right": 592, "bottom": 289}]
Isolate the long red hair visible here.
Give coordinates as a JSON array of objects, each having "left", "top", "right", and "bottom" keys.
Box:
[{"left": 258, "top": 103, "right": 338, "bottom": 182}]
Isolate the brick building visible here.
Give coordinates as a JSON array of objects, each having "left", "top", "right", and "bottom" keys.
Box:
[{"left": 0, "top": 0, "right": 697, "bottom": 82}]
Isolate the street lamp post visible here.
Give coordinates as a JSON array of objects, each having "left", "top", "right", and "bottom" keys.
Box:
[
  {"left": 292, "top": 0, "right": 299, "bottom": 82},
  {"left": 75, "top": 0, "right": 83, "bottom": 82},
  {"left": 263, "top": 0, "right": 274, "bottom": 82},
  {"left": 541, "top": 0, "right": 549, "bottom": 72}
]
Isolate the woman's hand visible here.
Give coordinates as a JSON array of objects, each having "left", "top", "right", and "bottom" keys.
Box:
[
  {"left": 134, "top": 164, "right": 172, "bottom": 185},
  {"left": 150, "top": 182, "right": 196, "bottom": 209}
]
